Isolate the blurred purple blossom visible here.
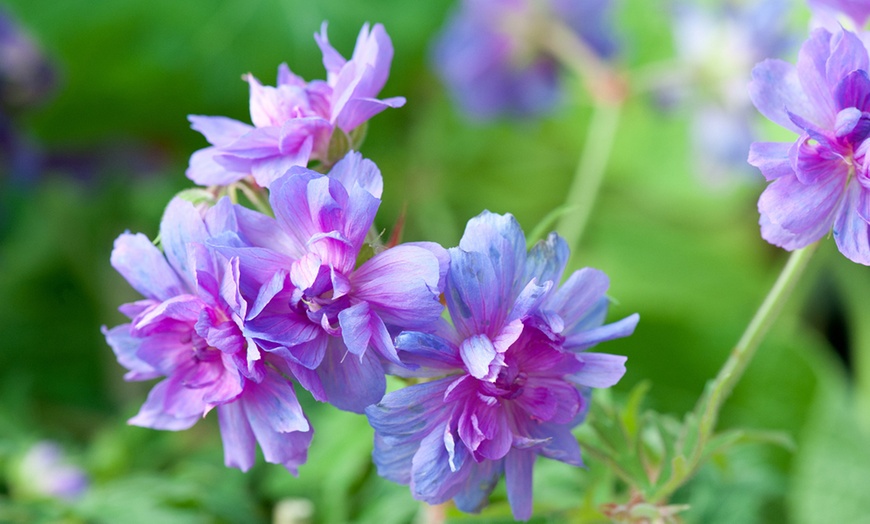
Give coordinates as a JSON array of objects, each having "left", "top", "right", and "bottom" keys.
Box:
[
  {"left": 430, "top": 0, "right": 619, "bottom": 120},
  {"left": 366, "top": 211, "right": 637, "bottom": 520},
  {"left": 18, "top": 441, "right": 88, "bottom": 501},
  {"left": 661, "top": 0, "right": 797, "bottom": 184},
  {"left": 186, "top": 23, "right": 405, "bottom": 188},
  {"left": 748, "top": 27, "right": 870, "bottom": 264},
  {"left": 0, "top": 8, "right": 56, "bottom": 183}
]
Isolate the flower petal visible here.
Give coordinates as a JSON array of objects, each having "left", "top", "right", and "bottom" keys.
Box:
[{"left": 111, "top": 232, "right": 186, "bottom": 302}]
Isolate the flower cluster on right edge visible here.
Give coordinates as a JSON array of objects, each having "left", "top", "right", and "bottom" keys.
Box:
[{"left": 366, "top": 211, "right": 639, "bottom": 520}]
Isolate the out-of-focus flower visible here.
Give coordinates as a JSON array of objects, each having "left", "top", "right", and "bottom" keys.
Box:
[
  {"left": 809, "top": 0, "right": 870, "bottom": 32},
  {"left": 749, "top": 27, "right": 870, "bottom": 264},
  {"left": 659, "top": 0, "right": 797, "bottom": 185},
  {"left": 103, "top": 197, "right": 312, "bottom": 473},
  {"left": 0, "top": 8, "right": 56, "bottom": 183},
  {"left": 430, "top": 0, "right": 619, "bottom": 120},
  {"left": 366, "top": 211, "right": 638, "bottom": 520},
  {"left": 17, "top": 441, "right": 88, "bottom": 501},
  {"left": 0, "top": 8, "right": 55, "bottom": 112},
  {"left": 209, "top": 152, "right": 448, "bottom": 413},
  {"left": 186, "top": 23, "right": 405, "bottom": 188}
]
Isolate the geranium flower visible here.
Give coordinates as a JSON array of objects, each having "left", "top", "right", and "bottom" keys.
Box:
[
  {"left": 103, "top": 197, "right": 312, "bottom": 472},
  {"left": 749, "top": 27, "right": 870, "bottom": 263},
  {"left": 209, "top": 152, "right": 448, "bottom": 413},
  {"left": 366, "top": 211, "right": 638, "bottom": 520},
  {"left": 186, "top": 22, "right": 405, "bottom": 188}
]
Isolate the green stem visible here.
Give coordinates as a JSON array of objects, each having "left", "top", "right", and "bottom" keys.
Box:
[
  {"left": 237, "top": 181, "right": 273, "bottom": 217},
  {"left": 697, "top": 243, "right": 818, "bottom": 437},
  {"left": 554, "top": 102, "right": 622, "bottom": 250}
]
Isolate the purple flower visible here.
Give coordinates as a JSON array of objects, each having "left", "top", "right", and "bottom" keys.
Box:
[
  {"left": 209, "top": 152, "right": 448, "bottom": 413},
  {"left": 365, "top": 212, "right": 638, "bottom": 520},
  {"left": 748, "top": 27, "right": 870, "bottom": 264},
  {"left": 430, "top": 0, "right": 618, "bottom": 120},
  {"left": 660, "top": 0, "right": 796, "bottom": 184},
  {"left": 0, "top": 7, "right": 56, "bottom": 112},
  {"left": 186, "top": 22, "right": 405, "bottom": 188},
  {"left": 103, "top": 197, "right": 312, "bottom": 473},
  {"left": 17, "top": 441, "right": 88, "bottom": 501}
]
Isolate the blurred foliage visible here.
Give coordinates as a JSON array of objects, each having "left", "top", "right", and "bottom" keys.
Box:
[{"left": 1, "top": 0, "right": 870, "bottom": 522}]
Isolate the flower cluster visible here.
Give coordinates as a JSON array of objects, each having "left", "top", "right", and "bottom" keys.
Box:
[
  {"left": 186, "top": 22, "right": 405, "bottom": 188},
  {"left": 749, "top": 25, "right": 870, "bottom": 264},
  {"left": 103, "top": 21, "right": 637, "bottom": 520}
]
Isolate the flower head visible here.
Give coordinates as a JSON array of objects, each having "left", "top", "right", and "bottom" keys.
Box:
[
  {"left": 749, "top": 27, "right": 870, "bottom": 264},
  {"left": 365, "top": 211, "right": 638, "bottom": 520},
  {"left": 103, "top": 197, "right": 312, "bottom": 473},
  {"left": 186, "top": 23, "right": 405, "bottom": 188},
  {"left": 210, "top": 152, "right": 448, "bottom": 413},
  {"left": 430, "top": 0, "right": 618, "bottom": 120}
]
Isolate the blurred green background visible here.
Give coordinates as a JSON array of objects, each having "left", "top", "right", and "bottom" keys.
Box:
[{"left": 2, "top": 0, "right": 870, "bottom": 522}]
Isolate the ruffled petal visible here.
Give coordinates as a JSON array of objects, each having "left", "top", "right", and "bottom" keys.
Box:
[
  {"left": 568, "top": 352, "right": 628, "bottom": 388},
  {"left": 749, "top": 59, "right": 817, "bottom": 133},
  {"left": 758, "top": 172, "right": 845, "bottom": 247},
  {"left": 111, "top": 232, "right": 186, "bottom": 302},
  {"left": 564, "top": 313, "right": 640, "bottom": 351},
  {"left": 458, "top": 211, "right": 528, "bottom": 306},
  {"left": 316, "top": 338, "right": 385, "bottom": 413},
  {"left": 748, "top": 142, "right": 795, "bottom": 181},
  {"left": 101, "top": 324, "right": 161, "bottom": 381},
  {"left": 188, "top": 115, "right": 251, "bottom": 146},
  {"left": 326, "top": 151, "right": 383, "bottom": 198},
  {"left": 352, "top": 244, "right": 444, "bottom": 330},
  {"left": 523, "top": 232, "right": 570, "bottom": 290},
  {"left": 833, "top": 183, "right": 870, "bottom": 264},
  {"left": 217, "top": 402, "right": 256, "bottom": 472},
  {"left": 504, "top": 449, "right": 536, "bottom": 521}
]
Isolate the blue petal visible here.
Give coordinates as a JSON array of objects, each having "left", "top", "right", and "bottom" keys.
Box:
[
  {"left": 316, "top": 338, "right": 385, "bottom": 413},
  {"left": 217, "top": 402, "right": 256, "bottom": 472},
  {"left": 111, "top": 233, "right": 186, "bottom": 302},
  {"left": 504, "top": 449, "right": 536, "bottom": 521}
]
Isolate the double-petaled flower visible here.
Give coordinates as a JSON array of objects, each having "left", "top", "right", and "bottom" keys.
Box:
[
  {"left": 187, "top": 23, "right": 405, "bottom": 188},
  {"left": 749, "top": 27, "right": 870, "bottom": 263},
  {"left": 366, "top": 211, "right": 638, "bottom": 520}
]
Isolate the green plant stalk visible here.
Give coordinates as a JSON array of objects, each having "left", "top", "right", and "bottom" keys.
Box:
[
  {"left": 699, "top": 243, "right": 818, "bottom": 433},
  {"left": 554, "top": 103, "right": 622, "bottom": 250},
  {"left": 651, "top": 242, "right": 818, "bottom": 501}
]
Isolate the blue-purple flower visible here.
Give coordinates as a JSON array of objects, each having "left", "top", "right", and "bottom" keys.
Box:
[
  {"left": 365, "top": 211, "right": 638, "bottom": 520},
  {"left": 748, "top": 27, "right": 870, "bottom": 264},
  {"left": 209, "top": 152, "right": 448, "bottom": 413},
  {"left": 103, "top": 197, "right": 312, "bottom": 473},
  {"left": 430, "top": 0, "right": 618, "bottom": 120},
  {"left": 186, "top": 23, "right": 405, "bottom": 188},
  {"left": 660, "top": 0, "right": 796, "bottom": 184},
  {"left": 17, "top": 441, "right": 88, "bottom": 501}
]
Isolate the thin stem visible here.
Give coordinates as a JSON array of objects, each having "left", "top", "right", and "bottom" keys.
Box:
[
  {"left": 554, "top": 102, "right": 622, "bottom": 250},
  {"left": 237, "top": 180, "right": 273, "bottom": 217},
  {"left": 538, "top": 18, "right": 627, "bottom": 104},
  {"left": 697, "top": 243, "right": 818, "bottom": 436}
]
